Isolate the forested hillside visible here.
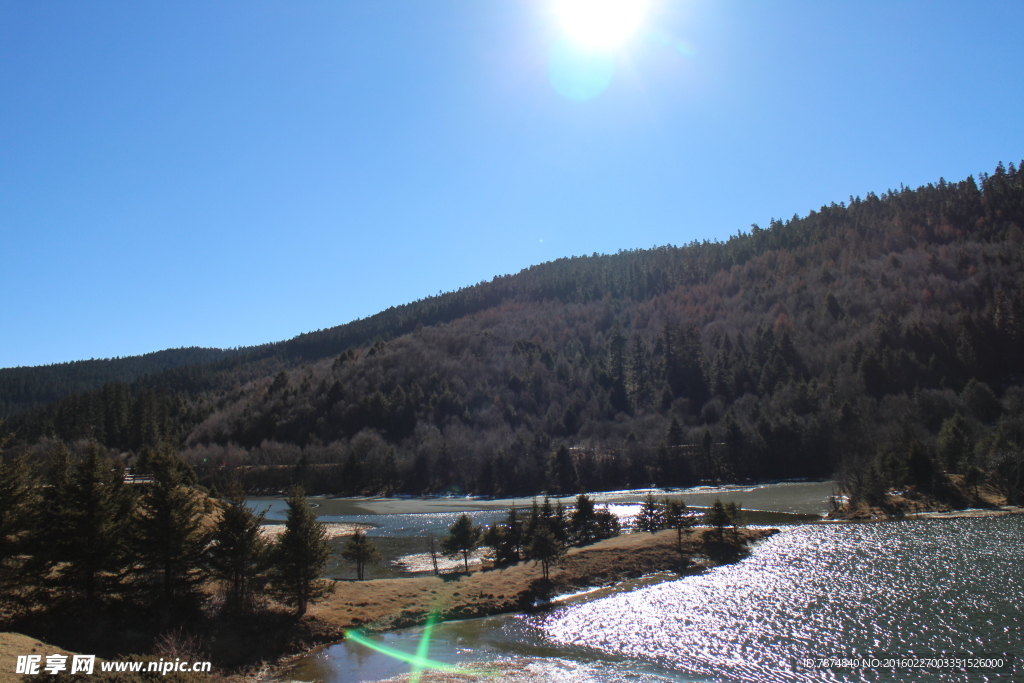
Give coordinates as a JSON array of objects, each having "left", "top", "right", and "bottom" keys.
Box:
[
  {"left": 0, "top": 347, "right": 235, "bottom": 415},
  {"left": 4, "top": 163, "right": 1024, "bottom": 503}
]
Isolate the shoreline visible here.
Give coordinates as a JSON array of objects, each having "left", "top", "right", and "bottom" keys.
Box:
[
  {"left": 824, "top": 505, "right": 1024, "bottom": 521},
  {"left": 252, "top": 480, "right": 837, "bottom": 518},
  {"left": 7, "top": 491, "right": 1019, "bottom": 681},
  {"left": 0, "top": 528, "right": 777, "bottom": 682},
  {"left": 272, "top": 527, "right": 777, "bottom": 679},
  {"left": 824, "top": 478, "right": 1017, "bottom": 521}
]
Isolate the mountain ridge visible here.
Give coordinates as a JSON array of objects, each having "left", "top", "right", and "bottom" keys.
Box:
[{"left": 4, "top": 163, "right": 1024, "bottom": 504}]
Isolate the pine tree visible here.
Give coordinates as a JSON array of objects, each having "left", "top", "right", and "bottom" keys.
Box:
[
  {"left": 0, "top": 450, "right": 39, "bottom": 604},
  {"left": 937, "top": 414, "right": 971, "bottom": 473},
  {"left": 525, "top": 525, "right": 564, "bottom": 580},
  {"left": 549, "top": 445, "right": 578, "bottom": 495},
  {"left": 630, "top": 335, "right": 649, "bottom": 409},
  {"left": 666, "top": 417, "right": 685, "bottom": 446},
  {"left": 553, "top": 500, "right": 568, "bottom": 543},
  {"left": 634, "top": 492, "right": 664, "bottom": 533},
  {"left": 594, "top": 505, "right": 621, "bottom": 539},
  {"left": 663, "top": 497, "right": 694, "bottom": 553},
  {"left": 208, "top": 485, "right": 269, "bottom": 615},
  {"left": 441, "top": 513, "right": 481, "bottom": 573},
  {"left": 52, "top": 441, "right": 135, "bottom": 605},
  {"left": 608, "top": 325, "right": 630, "bottom": 414},
  {"left": 570, "top": 494, "right": 598, "bottom": 545},
  {"left": 483, "top": 506, "right": 523, "bottom": 564},
  {"left": 526, "top": 498, "right": 540, "bottom": 541},
  {"left": 341, "top": 531, "right": 381, "bottom": 581},
  {"left": 269, "top": 486, "right": 334, "bottom": 616},
  {"left": 505, "top": 506, "right": 523, "bottom": 558},
  {"left": 724, "top": 501, "right": 743, "bottom": 542},
  {"left": 133, "top": 446, "right": 210, "bottom": 613},
  {"left": 704, "top": 498, "right": 730, "bottom": 542},
  {"left": 381, "top": 447, "right": 398, "bottom": 494},
  {"left": 33, "top": 441, "right": 72, "bottom": 582}
]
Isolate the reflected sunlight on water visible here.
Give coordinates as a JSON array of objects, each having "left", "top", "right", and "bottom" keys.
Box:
[
  {"left": 280, "top": 505, "right": 1020, "bottom": 683},
  {"left": 539, "top": 517, "right": 1023, "bottom": 682}
]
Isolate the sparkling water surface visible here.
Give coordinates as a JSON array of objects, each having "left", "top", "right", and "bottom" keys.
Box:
[
  {"left": 539, "top": 516, "right": 1022, "bottom": 682},
  {"left": 277, "top": 499, "right": 1021, "bottom": 682}
]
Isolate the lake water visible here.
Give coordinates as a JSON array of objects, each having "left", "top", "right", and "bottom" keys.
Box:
[
  {"left": 282, "top": 514, "right": 1023, "bottom": 682},
  {"left": 250, "top": 481, "right": 830, "bottom": 580}
]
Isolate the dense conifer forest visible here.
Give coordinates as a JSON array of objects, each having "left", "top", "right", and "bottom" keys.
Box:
[
  {"left": 3, "top": 163, "right": 1024, "bottom": 504},
  {"left": 0, "top": 347, "right": 235, "bottom": 415}
]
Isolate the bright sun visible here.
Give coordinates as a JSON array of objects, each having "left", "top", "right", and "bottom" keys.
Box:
[{"left": 552, "top": 0, "right": 650, "bottom": 52}]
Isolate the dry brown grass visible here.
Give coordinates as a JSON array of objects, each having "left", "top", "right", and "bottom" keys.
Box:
[
  {"left": 2, "top": 529, "right": 774, "bottom": 681},
  {"left": 828, "top": 475, "right": 1015, "bottom": 520},
  {"left": 307, "top": 528, "right": 775, "bottom": 636},
  {"left": 0, "top": 633, "right": 78, "bottom": 683},
  {"left": 258, "top": 522, "right": 373, "bottom": 540}
]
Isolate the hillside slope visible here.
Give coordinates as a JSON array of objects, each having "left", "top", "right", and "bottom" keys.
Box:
[
  {"left": 0, "top": 347, "right": 235, "bottom": 415},
  {"left": 5, "top": 163, "right": 1024, "bottom": 502}
]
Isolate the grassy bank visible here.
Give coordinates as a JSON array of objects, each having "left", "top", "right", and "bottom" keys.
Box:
[
  {"left": 295, "top": 528, "right": 777, "bottom": 660},
  {"left": 826, "top": 474, "right": 1018, "bottom": 520},
  {"left": 2, "top": 527, "right": 776, "bottom": 681}
]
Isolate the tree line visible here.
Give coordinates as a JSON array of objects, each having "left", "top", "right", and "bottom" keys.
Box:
[
  {"left": 3, "top": 163, "right": 1024, "bottom": 506},
  {"left": 1, "top": 424, "right": 756, "bottom": 662},
  {"left": 0, "top": 441, "right": 333, "bottom": 622}
]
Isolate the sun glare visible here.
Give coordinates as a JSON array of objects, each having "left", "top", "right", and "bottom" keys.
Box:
[{"left": 553, "top": 0, "right": 650, "bottom": 52}]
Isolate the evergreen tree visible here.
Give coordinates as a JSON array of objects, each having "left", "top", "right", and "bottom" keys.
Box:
[
  {"left": 553, "top": 500, "right": 568, "bottom": 543},
  {"left": 381, "top": 447, "right": 398, "bottom": 494},
  {"left": 663, "top": 497, "right": 694, "bottom": 553},
  {"left": 630, "top": 335, "right": 649, "bottom": 409},
  {"left": 269, "top": 486, "right": 334, "bottom": 616},
  {"left": 342, "top": 452, "right": 363, "bottom": 493},
  {"left": 505, "top": 506, "right": 523, "bottom": 558},
  {"left": 134, "top": 446, "right": 210, "bottom": 612},
  {"left": 525, "top": 525, "right": 564, "bottom": 580},
  {"left": 634, "top": 492, "right": 664, "bottom": 532},
  {"left": 608, "top": 325, "right": 630, "bottom": 414},
  {"left": 482, "top": 523, "right": 509, "bottom": 564},
  {"left": 724, "top": 500, "right": 743, "bottom": 542},
  {"left": 52, "top": 441, "right": 135, "bottom": 605},
  {"left": 704, "top": 498, "right": 730, "bottom": 542},
  {"left": 33, "top": 441, "right": 72, "bottom": 581},
  {"left": 701, "top": 429, "right": 714, "bottom": 477},
  {"left": 208, "top": 485, "right": 269, "bottom": 615},
  {"left": 526, "top": 498, "right": 540, "bottom": 541},
  {"left": 594, "top": 505, "right": 621, "bottom": 539},
  {"left": 441, "top": 513, "right": 481, "bottom": 573},
  {"left": 963, "top": 464, "right": 985, "bottom": 501},
  {"left": 666, "top": 417, "right": 685, "bottom": 447},
  {"left": 720, "top": 413, "right": 745, "bottom": 481},
  {"left": 483, "top": 506, "right": 523, "bottom": 564},
  {"left": 662, "top": 322, "right": 676, "bottom": 393},
  {"left": 906, "top": 440, "right": 935, "bottom": 490},
  {"left": 0, "top": 450, "right": 39, "bottom": 604},
  {"left": 569, "top": 494, "right": 598, "bottom": 545},
  {"left": 341, "top": 530, "right": 381, "bottom": 581},
  {"left": 549, "top": 445, "right": 578, "bottom": 495},
  {"left": 533, "top": 495, "right": 570, "bottom": 543},
  {"left": 937, "top": 414, "right": 971, "bottom": 473}
]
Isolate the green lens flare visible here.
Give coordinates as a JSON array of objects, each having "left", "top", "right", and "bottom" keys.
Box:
[
  {"left": 344, "top": 620, "right": 497, "bottom": 679},
  {"left": 409, "top": 613, "right": 435, "bottom": 683}
]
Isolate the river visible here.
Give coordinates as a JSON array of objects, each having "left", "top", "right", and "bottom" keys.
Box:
[
  {"left": 250, "top": 481, "right": 828, "bottom": 578},
  {"left": 272, "top": 485, "right": 1023, "bottom": 682}
]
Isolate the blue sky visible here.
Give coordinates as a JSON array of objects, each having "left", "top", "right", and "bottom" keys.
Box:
[{"left": 2, "top": 0, "right": 1022, "bottom": 369}]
